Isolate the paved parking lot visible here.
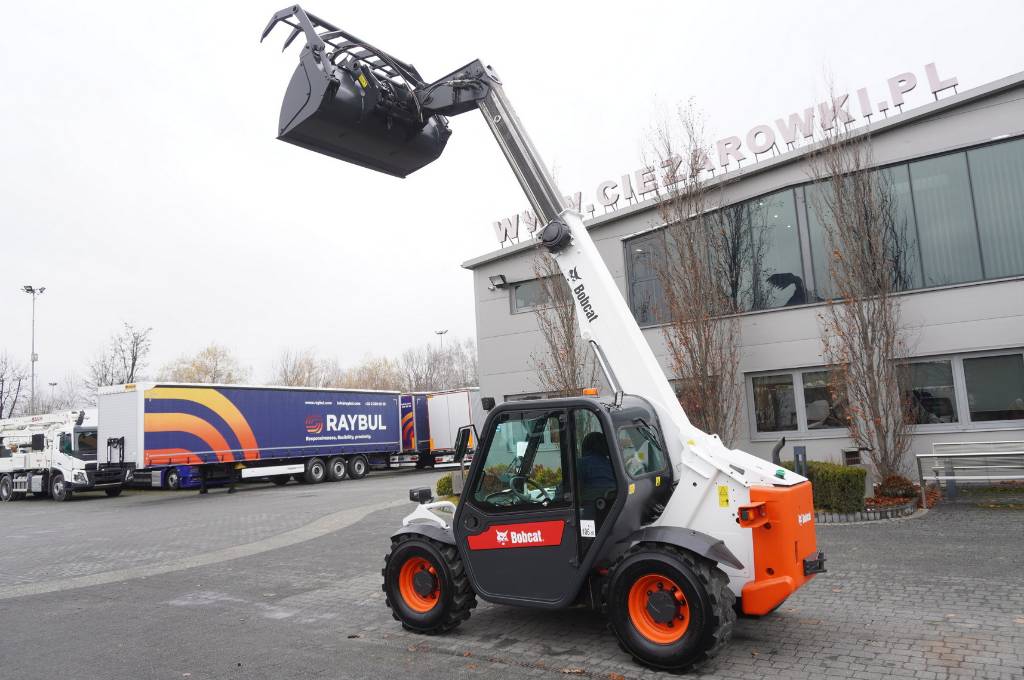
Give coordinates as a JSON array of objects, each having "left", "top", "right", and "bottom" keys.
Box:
[{"left": 1, "top": 470, "right": 1021, "bottom": 680}]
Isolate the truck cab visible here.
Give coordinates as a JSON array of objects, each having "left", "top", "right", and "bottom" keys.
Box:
[{"left": 0, "top": 410, "right": 132, "bottom": 502}]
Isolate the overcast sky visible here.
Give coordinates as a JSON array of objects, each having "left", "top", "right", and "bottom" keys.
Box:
[{"left": 2, "top": 0, "right": 1022, "bottom": 392}]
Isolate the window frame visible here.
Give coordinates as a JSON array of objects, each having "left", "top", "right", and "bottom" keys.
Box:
[
  {"left": 509, "top": 276, "right": 560, "bottom": 315},
  {"left": 624, "top": 134, "right": 1024, "bottom": 328},
  {"left": 746, "top": 348, "right": 1024, "bottom": 441}
]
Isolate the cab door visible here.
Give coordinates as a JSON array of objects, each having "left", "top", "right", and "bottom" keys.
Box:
[{"left": 454, "top": 407, "right": 579, "bottom": 607}]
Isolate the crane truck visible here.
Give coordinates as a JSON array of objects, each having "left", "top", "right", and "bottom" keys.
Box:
[
  {"left": 0, "top": 409, "right": 131, "bottom": 502},
  {"left": 263, "top": 8, "right": 825, "bottom": 671}
]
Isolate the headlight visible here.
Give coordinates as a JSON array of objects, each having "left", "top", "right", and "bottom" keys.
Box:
[
  {"left": 125, "top": 469, "right": 134, "bottom": 481},
  {"left": 73, "top": 470, "right": 89, "bottom": 484}
]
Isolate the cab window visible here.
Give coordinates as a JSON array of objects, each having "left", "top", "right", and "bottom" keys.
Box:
[
  {"left": 574, "top": 408, "right": 617, "bottom": 541},
  {"left": 77, "top": 431, "right": 98, "bottom": 453},
  {"left": 472, "top": 410, "right": 568, "bottom": 510},
  {"left": 617, "top": 423, "right": 667, "bottom": 477}
]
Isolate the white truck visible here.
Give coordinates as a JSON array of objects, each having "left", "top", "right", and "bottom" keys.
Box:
[
  {"left": 424, "top": 388, "right": 484, "bottom": 466},
  {"left": 0, "top": 410, "right": 132, "bottom": 502}
]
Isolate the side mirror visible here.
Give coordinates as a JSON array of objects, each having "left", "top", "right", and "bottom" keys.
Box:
[
  {"left": 31, "top": 433, "right": 46, "bottom": 451},
  {"left": 454, "top": 424, "right": 478, "bottom": 463},
  {"left": 481, "top": 397, "right": 496, "bottom": 411}
]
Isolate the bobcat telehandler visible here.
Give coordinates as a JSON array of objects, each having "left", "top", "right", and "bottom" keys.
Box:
[{"left": 262, "top": 7, "right": 825, "bottom": 671}]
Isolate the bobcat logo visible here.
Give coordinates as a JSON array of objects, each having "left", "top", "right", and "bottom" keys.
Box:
[
  {"left": 568, "top": 267, "right": 581, "bottom": 282},
  {"left": 495, "top": 530, "right": 509, "bottom": 545}
]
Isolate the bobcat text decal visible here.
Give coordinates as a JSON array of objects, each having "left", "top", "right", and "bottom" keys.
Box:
[
  {"left": 466, "top": 520, "right": 565, "bottom": 550},
  {"left": 567, "top": 267, "right": 599, "bottom": 323}
]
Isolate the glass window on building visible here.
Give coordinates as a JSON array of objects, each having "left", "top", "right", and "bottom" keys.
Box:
[
  {"left": 802, "top": 370, "right": 846, "bottom": 430},
  {"left": 967, "top": 138, "right": 1024, "bottom": 279},
  {"left": 748, "top": 189, "right": 805, "bottom": 310},
  {"left": 963, "top": 353, "right": 1024, "bottom": 422},
  {"left": 900, "top": 360, "right": 958, "bottom": 424},
  {"left": 626, "top": 234, "right": 666, "bottom": 325},
  {"left": 511, "top": 277, "right": 560, "bottom": 314},
  {"left": 909, "top": 153, "right": 983, "bottom": 287},
  {"left": 805, "top": 166, "right": 922, "bottom": 299},
  {"left": 752, "top": 374, "right": 798, "bottom": 432}
]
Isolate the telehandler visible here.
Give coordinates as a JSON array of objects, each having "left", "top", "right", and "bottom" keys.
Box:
[{"left": 263, "top": 7, "right": 825, "bottom": 670}]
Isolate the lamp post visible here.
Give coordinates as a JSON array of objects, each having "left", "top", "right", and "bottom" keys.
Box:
[
  {"left": 49, "top": 382, "right": 58, "bottom": 405},
  {"left": 22, "top": 285, "right": 45, "bottom": 415},
  {"left": 435, "top": 329, "right": 448, "bottom": 350}
]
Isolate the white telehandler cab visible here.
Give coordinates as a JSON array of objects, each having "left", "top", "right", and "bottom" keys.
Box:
[{"left": 263, "top": 7, "right": 825, "bottom": 670}]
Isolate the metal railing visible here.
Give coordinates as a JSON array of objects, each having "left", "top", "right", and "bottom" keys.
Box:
[{"left": 917, "top": 441, "right": 1024, "bottom": 507}]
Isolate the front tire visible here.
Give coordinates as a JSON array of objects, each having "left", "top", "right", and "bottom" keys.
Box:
[
  {"left": 382, "top": 534, "right": 476, "bottom": 634},
  {"left": 346, "top": 455, "right": 369, "bottom": 480},
  {"left": 304, "top": 457, "right": 326, "bottom": 484},
  {"left": 606, "top": 544, "right": 736, "bottom": 672},
  {"left": 51, "top": 473, "right": 73, "bottom": 502},
  {"left": 0, "top": 474, "right": 14, "bottom": 502},
  {"left": 326, "top": 456, "right": 347, "bottom": 482}
]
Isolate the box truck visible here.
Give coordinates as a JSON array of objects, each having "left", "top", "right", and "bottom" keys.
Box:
[
  {"left": 423, "top": 388, "right": 483, "bottom": 466},
  {"left": 1, "top": 409, "right": 132, "bottom": 502},
  {"left": 98, "top": 383, "right": 401, "bottom": 489}
]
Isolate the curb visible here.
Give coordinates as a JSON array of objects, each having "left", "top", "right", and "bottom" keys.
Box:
[{"left": 815, "top": 499, "right": 919, "bottom": 524}]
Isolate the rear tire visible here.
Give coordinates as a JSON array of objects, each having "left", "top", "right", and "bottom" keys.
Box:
[
  {"left": 382, "top": 534, "right": 476, "bottom": 634},
  {"left": 51, "top": 473, "right": 73, "bottom": 502},
  {"left": 164, "top": 467, "right": 181, "bottom": 490},
  {"left": 605, "top": 543, "right": 735, "bottom": 672},
  {"left": 0, "top": 474, "right": 14, "bottom": 502},
  {"left": 327, "top": 456, "right": 347, "bottom": 482},
  {"left": 346, "top": 455, "right": 369, "bottom": 480},
  {"left": 105, "top": 487, "right": 123, "bottom": 497},
  {"left": 304, "top": 457, "right": 326, "bottom": 484}
]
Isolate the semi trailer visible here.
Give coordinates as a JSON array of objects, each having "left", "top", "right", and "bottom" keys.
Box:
[
  {"left": 424, "top": 388, "right": 483, "bottom": 466},
  {"left": 98, "top": 383, "right": 401, "bottom": 488},
  {"left": 0, "top": 409, "right": 132, "bottom": 502}
]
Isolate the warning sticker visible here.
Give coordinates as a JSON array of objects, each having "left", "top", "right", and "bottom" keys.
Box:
[{"left": 717, "top": 485, "right": 730, "bottom": 508}]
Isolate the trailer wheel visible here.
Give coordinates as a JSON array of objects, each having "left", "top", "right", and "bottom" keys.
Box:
[
  {"left": 347, "top": 455, "right": 369, "bottom": 480},
  {"left": 605, "top": 543, "right": 735, "bottom": 673},
  {"left": 327, "top": 457, "right": 347, "bottom": 482},
  {"left": 105, "top": 487, "right": 123, "bottom": 497},
  {"left": 165, "top": 467, "right": 181, "bottom": 490},
  {"left": 0, "top": 474, "right": 14, "bottom": 502},
  {"left": 50, "top": 473, "right": 74, "bottom": 502},
  {"left": 383, "top": 534, "right": 476, "bottom": 634},
  {"left": 304, "top": 457, "right": 327, "bottom": 484}
]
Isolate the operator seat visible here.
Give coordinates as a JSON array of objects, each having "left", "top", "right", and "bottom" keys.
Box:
[{"left": 579, "top": 432, "right": 616, "bottom": 528}]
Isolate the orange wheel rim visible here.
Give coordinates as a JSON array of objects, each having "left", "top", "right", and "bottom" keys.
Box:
[
  {"left": 627, "top": 573, "right": 690, "bottom": 644},
  {"left": 398, "top": 556, "right": 440, "bottom": 613}
]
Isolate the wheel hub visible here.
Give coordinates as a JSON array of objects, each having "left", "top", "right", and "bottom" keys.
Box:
[
  {"left": 646, "top": 590, "right": 680, "bottom": 625},
  {"left": 412, "top": 569, "right": 437, "bottom": 598}
]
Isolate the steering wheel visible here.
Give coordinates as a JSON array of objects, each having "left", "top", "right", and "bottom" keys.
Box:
[{"left": 483, "top": 476, "right": 552, "bottom": 505}]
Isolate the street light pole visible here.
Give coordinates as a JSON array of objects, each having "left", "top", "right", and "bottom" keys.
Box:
[
  {"left": 22, "top": 285, "right": 45, "bottom": 416},
  {"left": 435, "top": 329, "right": 448, "bottom": 350},
  {"left": 49, "top": 382, "right": 58, "bottom": 404}
]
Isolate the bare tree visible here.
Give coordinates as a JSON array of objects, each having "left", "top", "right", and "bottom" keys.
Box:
[
  {"left": 159, "top": 344, "right": 251, "bottom": 384},
  {"left": 808, "top": 104, "right": 914, "bottom": 477},
  {"left": 37, "top": 372, "right": 85, "bottom": 413},
  {"left": 333, "top": 356, "right": 405, "bottom": 391},
  {"left": 84, "top": 323, "right": 153, "bottom": 399},
  {"left": 271, "top": 348, "right": 342, "bottom": 387},
  {"left": 529, "top": 252, "right": 598, "bottom": 396},
  {"left": 0, "top": 352, "right": 28, "bottom": 418},
  {"left": 651, "top": 103, "right": 743, "bottom": 445}
]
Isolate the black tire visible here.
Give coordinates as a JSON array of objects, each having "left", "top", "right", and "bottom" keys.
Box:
[
  {"left": 326, "top": 456, "right": 347, "bottom": 482},
  {"left": 0, "top": 474, "right": 14, "bottom": 502},
  {"left": 605, "top": 543, "right": 736, "bottom": 673},
  {"left": 165, "top": 467, "right": 181, "bottom": 490},
  {"left": 270, "top": 475, "right": 290, "bottom": 486},
  {"left": 51, "top": 473, "right": 74, "bottom": 502},
  {"left": 105, "top": 487, "right": 123, "bottom": 497},
  {"left": 304, "top": 457, "right": 326, "bottom": 484},
  {"left": 346, "top": 455, "right": 369, "bottom": 480},
  {"left": 382, "top": 534, "right": 476, "bottom": 634}
]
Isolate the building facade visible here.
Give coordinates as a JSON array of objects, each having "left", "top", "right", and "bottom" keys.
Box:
[{"left": 463, "top": 72, "right": 1024, "bottom": 467}]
